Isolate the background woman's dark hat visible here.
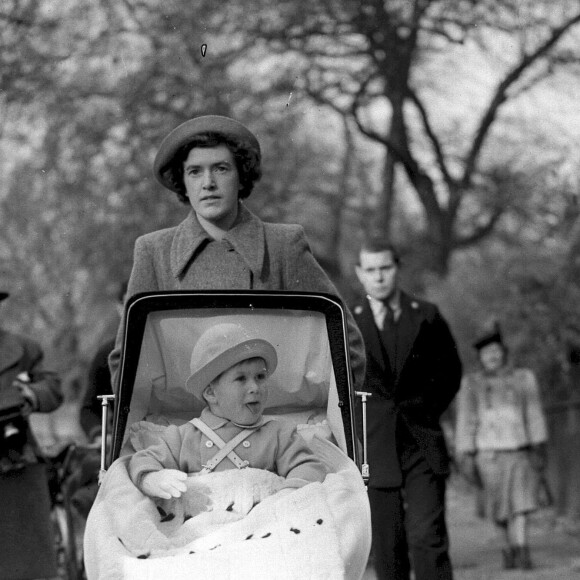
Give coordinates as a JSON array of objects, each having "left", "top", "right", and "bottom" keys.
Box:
[
  {"left": 0, "top": 291, "right": 9, "bottom": 302},
  {"left": 153, "top": 115, "right": 261, "bottom": 193},
  {"left": 473, "top": 321, "right": 503, "bottom": 350}
]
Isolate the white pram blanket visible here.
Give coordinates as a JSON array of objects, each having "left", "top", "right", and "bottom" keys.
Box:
[{"left": 84, "top": 436, "right": 371, "bottom": 580}]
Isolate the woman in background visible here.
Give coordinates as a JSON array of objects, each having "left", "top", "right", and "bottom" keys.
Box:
[{"left": 455, "top": 323, "right": 549, "bottom": 570}]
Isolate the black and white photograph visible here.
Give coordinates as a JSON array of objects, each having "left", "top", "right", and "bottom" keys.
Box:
[{"left": 1, "top": 1, "right": 579, "bottom": 578}]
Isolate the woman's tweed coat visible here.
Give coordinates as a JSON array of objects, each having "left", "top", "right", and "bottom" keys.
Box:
[{"left": 109, "top": 204, "right": 365, "bottom": 390}]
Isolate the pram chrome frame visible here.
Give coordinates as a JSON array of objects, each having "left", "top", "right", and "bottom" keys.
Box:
[{"left": 102, "top": 290, "right": 366, "bottom": 474}]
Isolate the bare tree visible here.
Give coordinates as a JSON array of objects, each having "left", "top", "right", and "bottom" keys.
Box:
[{"left": 247, "top": 0, "right": 580, "bottom": 273}]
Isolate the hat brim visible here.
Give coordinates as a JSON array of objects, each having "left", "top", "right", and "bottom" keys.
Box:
[
  {"left": 153, "top": 115, "right": 260, "bottom": 193},
  {"left": 473, "top": 332, "right": 503, "bottom": 350},
  {"left": 186, "top": 338, "right": 277, "bottom": 402},
  {"left": 0, "top": 292, "right": 9, "bottom": 302}
]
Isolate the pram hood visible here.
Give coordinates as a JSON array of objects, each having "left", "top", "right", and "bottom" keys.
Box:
[{"left": 111, "top": 291, "right": 360, "bottom": 467}]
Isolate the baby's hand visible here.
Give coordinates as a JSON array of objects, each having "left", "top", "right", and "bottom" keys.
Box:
[{"left": 141, "top": 469, "right": 187, "bottom": 499}]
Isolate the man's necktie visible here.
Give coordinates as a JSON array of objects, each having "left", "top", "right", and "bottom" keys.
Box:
[{"left": 382, "top": 301, "right": 395, "bottom": 326}]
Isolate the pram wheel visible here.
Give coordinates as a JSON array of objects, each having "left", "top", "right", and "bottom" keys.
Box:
[
  {"left": 52, "top": 502, "right": 83, "bottom": 580},
  {"left": 48, "top": 443, "right": 97, "bottom": 579}
]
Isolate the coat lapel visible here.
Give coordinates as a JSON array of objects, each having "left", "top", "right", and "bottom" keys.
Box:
[
  {"left": 395, "top": 292, "right": 422, "bottom": 381},
  {"left": 170, "top": 211, "right": 211, "bottom": 279},
  {"left": 357, "top": 300, "right": 389, "bottom": 375},
  {"left": 170, "top": 204, "right": 266, "bottom": 281},
  {"left": 224, "top": 204, "right": 265, "bottom": 280}
]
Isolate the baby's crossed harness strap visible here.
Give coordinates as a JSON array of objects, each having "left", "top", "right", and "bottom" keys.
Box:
[{"left": 190, "top": 418, "right": 255, "bottom": 475}]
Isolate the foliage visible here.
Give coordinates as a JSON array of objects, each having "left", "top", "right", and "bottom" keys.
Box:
[
  {"left": 240, "top": 0, "right": 580, "bottom": 272},
  {"left": 0, "top": 0, "right": 579, "bottom": 407}
]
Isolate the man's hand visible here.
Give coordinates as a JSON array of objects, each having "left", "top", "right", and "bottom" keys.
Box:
[{"left": 141, "top": 469, "right": 187, "bottom": 499}]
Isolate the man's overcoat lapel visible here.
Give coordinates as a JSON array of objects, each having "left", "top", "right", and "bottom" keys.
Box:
[
  {"left": 359, "top": 300, "right": 386, "bottom": 370},
  {"left": 392, "top": 292, "right": 422, "bottom": 385}
]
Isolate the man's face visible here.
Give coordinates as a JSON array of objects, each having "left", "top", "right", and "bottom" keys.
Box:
[
  {"left": 355, "top": 249, "right": 399, "bottom": 301},
  {"left": 203, "top": 357, "right": 270, "bottom": 426},
  {"left": 183, "top": 145, "right": 242, "bottom": 230}
]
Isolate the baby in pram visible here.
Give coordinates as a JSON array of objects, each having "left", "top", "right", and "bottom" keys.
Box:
[
  {"left": 84, "top": 313, "right": 371, "bottom": 580},
  {"left": 129, "top": 322, "right": 328, "bottom": 499}
]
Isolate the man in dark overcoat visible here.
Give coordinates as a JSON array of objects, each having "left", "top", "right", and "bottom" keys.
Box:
[{"left": 352, "top": 238, "right": 462, "bottom": 580}]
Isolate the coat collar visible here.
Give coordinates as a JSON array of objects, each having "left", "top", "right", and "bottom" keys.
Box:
[
  {"left": 355, "top": 292, "right": 423, "bottom": 384},
  {"left": 356, "top": 300, "right": 389, "bottom": 375},
  {"left": 0, "top": 329, "right": 24, "bottom": 374},
  {"left": 199, "top": 407, "right": 271, "bottom": 431},
  {"left": 170, "top": 203, "right": 265, "bottom": 280},
  {"left": 394, "top": 292, "right": 422, "bottom": 377}
]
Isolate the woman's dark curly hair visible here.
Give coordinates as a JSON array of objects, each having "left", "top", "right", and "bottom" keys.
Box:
[{"left": 161, "top": 132, "right": 262, "bottom": 204}]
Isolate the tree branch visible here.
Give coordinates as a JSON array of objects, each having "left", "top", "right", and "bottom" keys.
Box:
[
  {"left": 453, "top": 204, "right": 505, "bottom": 248},
  {"left": 462, "top": 11, "right": 580, "bottom": 189},
  {"left": 407, "top": 87, "right": 455, "bottom": 188}
]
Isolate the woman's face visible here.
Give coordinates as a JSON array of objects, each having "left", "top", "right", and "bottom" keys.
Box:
[
  {"left": 478, "top": 342, "right": 505, "bottom": 373},
  {"left": 183, "top": 145, "right": 242, "bottom": 231}
]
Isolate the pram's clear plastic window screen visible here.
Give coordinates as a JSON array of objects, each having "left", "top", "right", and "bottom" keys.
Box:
[{"left": 121, "top": 308, "right": 346, "bottom": 455}]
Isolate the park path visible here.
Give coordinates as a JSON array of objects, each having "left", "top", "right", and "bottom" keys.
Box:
[
  {"left": 364, "top": 478, "right": 580, "bottom": 580},
  {"left": 448, "top": 480, "right": 580, "bottom": 580}
]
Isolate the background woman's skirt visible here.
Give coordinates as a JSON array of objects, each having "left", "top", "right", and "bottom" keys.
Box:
[{"left": 476, "top": 448, "right": 542, "bottom": 524}]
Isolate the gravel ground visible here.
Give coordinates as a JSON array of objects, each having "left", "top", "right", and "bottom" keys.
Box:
[{"left": 364, "top": 478, "right": 580, "bottom": 580}]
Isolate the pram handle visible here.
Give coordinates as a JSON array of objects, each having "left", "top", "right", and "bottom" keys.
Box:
[
  {"left": 355, "top": 391, "right": 372, "bottom": 487},
  {"left": 97, "top": 394, "right": 115, "bottom": 483}
]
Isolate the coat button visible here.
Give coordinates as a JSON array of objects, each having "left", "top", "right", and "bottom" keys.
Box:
[
  {"left": 205, "top": 440, "right": 214, "bottom": 448},
  {"left": 242, "top": 441, "right": 251, "bottom": 448}
]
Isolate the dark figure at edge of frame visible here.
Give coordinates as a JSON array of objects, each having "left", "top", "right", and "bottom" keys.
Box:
[
  {"left": 80, "top": 281, "right": 128, "bottom": 442},
  {"left": 0, "top": 290, "right": 63, "bottom": 579},
  {"left": 108, "top": 115, "right": 366, "bottom": 392},
  {"left": 351, "top": 237, "right": 462, "bottom": 580},
  {"left": 71, "top": 281, "right": 128, "bottom": 520},
  {"left": 455, "top": 323, "right": 549, "bottom": 571}
]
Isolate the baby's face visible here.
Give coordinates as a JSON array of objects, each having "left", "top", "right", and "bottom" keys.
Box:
[{"left": 204, "top": 357, "right": 269, "bottom": 425}]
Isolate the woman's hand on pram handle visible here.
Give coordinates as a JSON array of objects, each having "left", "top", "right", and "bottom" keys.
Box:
[{"left": 141, "top": 469, "right": 188, "bottom": 499}]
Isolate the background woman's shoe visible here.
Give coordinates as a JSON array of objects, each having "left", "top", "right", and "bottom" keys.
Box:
[
  {"left": 502, "top": 547, "right": 517, "bottom": 569},
  {"left": 515, "top": 545, "right": 533, "bottom": 570}
]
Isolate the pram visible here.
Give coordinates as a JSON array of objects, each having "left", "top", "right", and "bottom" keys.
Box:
[{"left": 84, "top": 291, "right": 372, "bottom": 580}]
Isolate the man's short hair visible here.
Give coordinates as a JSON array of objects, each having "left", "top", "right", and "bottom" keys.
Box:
[{"left": 358, "top": 235, "right": 400, "bottom": 265}]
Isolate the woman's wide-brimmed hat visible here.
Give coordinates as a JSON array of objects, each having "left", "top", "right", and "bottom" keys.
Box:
[
  {"left": 0, "top": 291, "right": 9, "bottom": 302},
  {"left": 185, "top": 322, "right": 278, "bottom": 402},
  {"left": 153, "top": 115, "right": 261, "bottom": 193},
  {"left": 472, "top": 321, "right": 504, "bottom": 350}
]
